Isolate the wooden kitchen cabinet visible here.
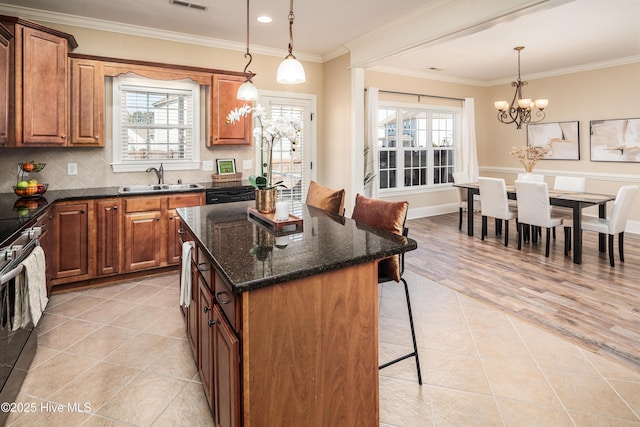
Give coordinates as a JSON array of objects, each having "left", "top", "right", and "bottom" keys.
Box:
[
  {"left": 51, "top": 201, "right": 91, "bottom": 282},
  {"left": 0, "top": 24, "right": 12, "bottom": 147},
  {"left": 95, "top": 198, "right": 121, "bottom": 276},
  {"left": 123, "top": 197, "right": 162, "bottom": 272},
  {"left": 69, "top": 57, "right": 104, "bottom": 147},
  {"left": 167, "top": 193, "right": 203, "bottom": 264},
  {"left": 210, "top": 74, "right": 252, "bottom": 146},
  {"left": 212, "top": 303, "right": 240, "bottom": 427},
  {"left": 0, "top": 16, "right": 77, "bottom": 147},
  {"left": 198, "top": 276, "right": 215, "bottom": 412},
  {"left": 32, "top": 208, "right": 52, "bottom": 293}
]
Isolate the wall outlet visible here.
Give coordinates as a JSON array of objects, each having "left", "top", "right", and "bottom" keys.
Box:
[
  {"left": 67, "top": 162, "right": 78, "bottom": 176},
  {"left": 242, "top": 159, "right": 252, "bottom": 170},
  {"left": 202, "top": 160, "right": 214, "bottom": 171}
]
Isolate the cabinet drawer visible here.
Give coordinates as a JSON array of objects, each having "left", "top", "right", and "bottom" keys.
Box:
[
  {"left": 124, "top": 197, "right": 162, "bottom": 213},
  {"left": 214, "top": 271, "right": 239, "bottom": 332},
  {"left": 196, "top": 250, "right": 212, "bottom": 289},
  {"left": 169, "top": 193, "right": 203, "bottom": 209}
]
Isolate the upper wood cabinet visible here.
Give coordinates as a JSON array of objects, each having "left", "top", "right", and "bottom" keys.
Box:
[
  {"left": 210, "top": 74, "right": 252, "bottom": 146},
  {"left": 69, "top": 58, "right": 104, "bottom": 147},
  {"left": 0, "top": 15, "right": 77, "bottom": 147},
  {"left": 0, "top": 24, "right": 12, "bottom": 147}
]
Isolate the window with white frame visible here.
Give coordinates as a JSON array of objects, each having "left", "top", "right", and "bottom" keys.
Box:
[
  {"left": 112, "top": 75, "right": 200, "bottom": 172},
  {"left": 377, "top": 104, "right": 458, "bottom": 191}
]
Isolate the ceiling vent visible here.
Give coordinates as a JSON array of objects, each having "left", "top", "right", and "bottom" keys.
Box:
[{"left": 169, "top": 0, "right": 208, "bottom": 11}]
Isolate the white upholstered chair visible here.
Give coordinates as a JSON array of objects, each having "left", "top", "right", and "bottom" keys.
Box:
[
  {"left": 563, "top": 185, "right": 638, "bottom": 266},
  {"left": 553, "top": 176, "right": 587, "bottom": 192},
  {"left": 517, "top": 173, "right": 544, "bottom": 182},
  {"left": 478, "top": 177, "right": 518, "bottom": 246},
  {"left": 515, "top": 180, "right": 570, "bottom": 257},
  {"left": 453, "top": 172, "right": 481, "bottom": 231}
]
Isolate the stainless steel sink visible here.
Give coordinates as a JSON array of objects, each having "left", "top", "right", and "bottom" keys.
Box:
[{"left": 118, "top": 183, "right": 204, "bottom": 194}]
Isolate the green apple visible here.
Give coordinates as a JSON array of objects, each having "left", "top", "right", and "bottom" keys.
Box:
[
  {"left": 16, "top": 181, "right": 29, "bottom": 189},
  {"left": 28, "top": 179, "right": 38, "bottom": 185}
]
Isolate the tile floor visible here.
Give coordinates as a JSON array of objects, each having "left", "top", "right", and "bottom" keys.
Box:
[{"left": 5, "top": 270, "right": 640, "bottom": 426}]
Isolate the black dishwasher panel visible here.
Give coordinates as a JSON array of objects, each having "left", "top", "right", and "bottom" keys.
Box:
[{"left": 206, "top": 186, "right": 256, "bottom": 204}]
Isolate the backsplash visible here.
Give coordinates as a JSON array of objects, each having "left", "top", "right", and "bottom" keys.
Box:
[{"left": 0, "top": 144, "right": 254, "bottom": 193}]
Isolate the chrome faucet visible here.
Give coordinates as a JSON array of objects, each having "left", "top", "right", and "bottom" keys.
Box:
[{"left": 146, "top": 163, "right": 164, "bottom": 184}]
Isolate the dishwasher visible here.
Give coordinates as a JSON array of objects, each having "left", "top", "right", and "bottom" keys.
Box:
[
  {"left": 205, "top": 184, "right": 256, "bottom": 204},
  {"left": 0, "top": 226, "right": 43, "bottom": 422}
]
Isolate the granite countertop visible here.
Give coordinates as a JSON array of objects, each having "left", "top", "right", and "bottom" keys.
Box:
[
  {"left": 177, "top": 201, "right": 417, "bottom": 294},
  {"left": 0, "top": 180, "right": 251, "bottom": 245}
]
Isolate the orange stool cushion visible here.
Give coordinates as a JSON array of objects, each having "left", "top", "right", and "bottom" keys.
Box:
[
  {"left": 305, "top": 180, "right": 345, "bottom": 216},
  {"left": 351, "top": 194, "right": 408, "bottom": 282}
]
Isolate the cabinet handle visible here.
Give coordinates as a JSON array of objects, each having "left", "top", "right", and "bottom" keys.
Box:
[
  {"left": 215, "top": 291, "right": 231, "bottom": 305},
  {"left": 113, "top": 206, "right": 118, "bottom": 210},
  {"left": 94, "top": 136, "right": 99, "bottom": 139},
  {"left": 169, "top": 216, "right": 174, "bottom": 220},
  {"left": 156, "top": 217, "right": 160, "bottom": 221},
  {"left": 60, "top": 134, "right": 66, "bottom": 139},
  {"left": 197, "top": 262, "right": 209, "bottom": 272},
  {"left": 80, "top": 210, "right": 85, "bottom": 214},
  {"left": 208, "top": 319, "right": 218, "bottom": 327},
  {"left": 203, "top": 306, "right": 211, "bottom": 313},
  {"left": 177, "top": 228, "right": 186, "bottom": 234}
]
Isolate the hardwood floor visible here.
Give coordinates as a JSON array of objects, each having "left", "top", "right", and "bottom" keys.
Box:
[{"left": 405, "top": 212, "right": 640, "bottom": 373}]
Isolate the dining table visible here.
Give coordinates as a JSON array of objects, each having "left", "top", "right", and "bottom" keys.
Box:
[{"left": 453, "top": 182, "right": 616, "bottom": 264}]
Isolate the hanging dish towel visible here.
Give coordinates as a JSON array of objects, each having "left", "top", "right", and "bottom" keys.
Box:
[
  {"left": 20, "top": 245, "right": 48, "bottom": 327},
  {"left": 180, "top": 241, "right": 194, "bottom": 307}
]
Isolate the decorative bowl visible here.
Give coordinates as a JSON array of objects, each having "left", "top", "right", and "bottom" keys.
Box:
[
  {"left": 19, "top": 162, "right": 46, "bottom": 173},
  {"left": 14, "top": 183, "right": 48, "bottom": 198}
]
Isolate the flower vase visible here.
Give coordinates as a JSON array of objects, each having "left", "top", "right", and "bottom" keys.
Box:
[{"left": 255, "top": 188, "right": 277, "bottom": 213}]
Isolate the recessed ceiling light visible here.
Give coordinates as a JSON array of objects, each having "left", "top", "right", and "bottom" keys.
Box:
[
  {"left": 257, "top": 15, "right": 272, "bottom": 23},
  {"left": 428, "top": 67, "right": 443, "bottom": 71}
]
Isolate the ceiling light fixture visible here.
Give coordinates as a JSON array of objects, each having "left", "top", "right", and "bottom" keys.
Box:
[
  {"left": 276, "top": 0, "right": 305, "bottom": 84},
  {"left": 237, "top": 0, "right": 258, "bottom": 101},
  {"left": 494, "top": 46, "right": 548, "bottom": 129}
]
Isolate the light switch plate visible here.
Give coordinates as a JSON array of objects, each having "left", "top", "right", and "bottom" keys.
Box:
[
  {"left": 202, "top": 160, "right": 214, "bottom": 171},
  {"left": 67, "top": 162, "right": 78, "bottom": 175},
  {"left": 242, "top": 160, "right": 252, "bottom": 170}
]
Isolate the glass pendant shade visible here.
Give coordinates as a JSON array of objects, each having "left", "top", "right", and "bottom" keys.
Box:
[
  {"left": 237, "top": 80, "right": 258, "bottom": 101},
  {"left": 277, "top": 55, "right": 306, "bottom": 84}
]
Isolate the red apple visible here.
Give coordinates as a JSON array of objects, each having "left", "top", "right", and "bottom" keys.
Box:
[{"left": 36, "top": 183, "right": 46, "bottom": 194}]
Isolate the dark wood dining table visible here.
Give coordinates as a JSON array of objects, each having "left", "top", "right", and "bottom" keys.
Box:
[{"left": 453, "top": 182, "right": 616, "bottom": 264}]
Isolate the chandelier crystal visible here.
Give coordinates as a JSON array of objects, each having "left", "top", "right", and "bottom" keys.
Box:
[
  {"left": 495, "top": 46, "right": 548, "bottom": 129},
  {"left": 237, "top": 0, "right": 258, "bottom": 100},
  {"left": 277, "top": 0, "right": 305, "bottom": 84}
]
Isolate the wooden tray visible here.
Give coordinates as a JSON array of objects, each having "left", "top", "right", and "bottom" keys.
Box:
[{"left": 247, "top": 207, "right": 303, "bottom": 234}]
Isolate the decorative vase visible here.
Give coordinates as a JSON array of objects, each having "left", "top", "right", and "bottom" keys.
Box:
[{"left": 255, "top": 188, "right": 277, "bottom": 213}]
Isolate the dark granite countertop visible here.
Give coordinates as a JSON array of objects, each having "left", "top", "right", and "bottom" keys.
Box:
[
  {"left": 177, "top": 201, "right": 417, "bottom": 294},
  {"left": 0, "top": 180, "right": 251, "bottom": 245}
]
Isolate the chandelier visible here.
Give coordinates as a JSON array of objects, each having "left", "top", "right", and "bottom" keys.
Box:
[{"left": 494, "top": 46, "right": 548, "bottom": 129}]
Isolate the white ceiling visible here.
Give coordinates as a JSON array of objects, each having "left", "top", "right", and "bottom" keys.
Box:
[{"left": 0, "top": 0, "right": 638, "bottom": 85}]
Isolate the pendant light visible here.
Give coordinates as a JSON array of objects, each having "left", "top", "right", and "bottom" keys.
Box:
[
  {"left": 237, "top": 0, "right": 258, "bottom": 100},
  {"left": 276, "top": 0, "right": 305, "bottom": 84}
]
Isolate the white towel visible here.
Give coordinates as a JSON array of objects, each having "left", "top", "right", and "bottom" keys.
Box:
[
  {"left": 19, "top": 245, "right": 48, "bottom": 327},
  {"left": 180, "top": 241, "right": 194, "bottom": 307}
]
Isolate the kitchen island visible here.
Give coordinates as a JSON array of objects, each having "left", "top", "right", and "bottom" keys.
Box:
[{"left": 177, "top": 201, "right": 417, "bottom": 427}]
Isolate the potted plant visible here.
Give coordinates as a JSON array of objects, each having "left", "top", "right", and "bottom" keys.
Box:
[{"left": 227, "top": 104, "right": 301, "bottom": 213}]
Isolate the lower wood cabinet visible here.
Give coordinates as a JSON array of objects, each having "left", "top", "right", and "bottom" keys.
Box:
[
  {"left": 124, "top": 209, "right": 162, "bottom": 272},
  {"left": 212, "top": 303, "right": 240, "bottom": 427},
  {"left": 51, "top": 201, "right": 90, "bottom": 282},
  {"left": 95, "top": 198, "right": 120, "bottom": 276},
  {"left": 198, "top": 276, "right": 215, "bottom": 411}
]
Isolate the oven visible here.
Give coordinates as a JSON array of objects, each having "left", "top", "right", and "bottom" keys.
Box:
[
  {"left": 0, "top": 226, "right": 42, "bottom": 422},
  {"left": 206, "top": 185, "right": 255, "bottom": 204}
]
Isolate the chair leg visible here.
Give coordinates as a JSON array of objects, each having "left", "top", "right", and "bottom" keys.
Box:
[
  {"left": 504, "top": 220, "right": 509, "bottom": 246},
  {"left": 552, "top": 226, "right": 556, "bottom": 240},
  {"left": 458, "top": 208, "right": 463, "bottom": 230},
  {"left": 545, "top": 228, "right": 551, "bottom": 257},
  {"left": 517, "top": 222, "right": 522, "bottom": 250},
  {"left": 481, "top": 216, "right": 487, "bottom": 240},
  {"left": 619, "top": 232, "right": 625, "bottom": 263},
  {"left": 378, "top": 278, "right": 422, "bottom": 385},
  {"left": 564, "top": 227, "right": 571, "bottom": 256},
  {"left": 608, "top": 234, "right": 615, "bottom": 267},
  {"left": 495, "top": 218, "right": 502, "bottom": 236}
]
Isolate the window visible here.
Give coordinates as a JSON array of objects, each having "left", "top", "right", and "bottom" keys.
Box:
[
  {"left": 112, "top": 75, "right": 200, "bottom": 172},
  {"left": 377, "top": 105, "right": 458, "bottom": 191}
]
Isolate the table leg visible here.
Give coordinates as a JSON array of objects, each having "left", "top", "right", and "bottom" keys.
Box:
[
  {"left": 573, "top": 205, "right": 582, "bottom": 264},
  {"left": 598, "top": 204, "right": 607, "bottom": 252},
  {"left": 466, "top": 188, "right": 474, "bottom": 236}
]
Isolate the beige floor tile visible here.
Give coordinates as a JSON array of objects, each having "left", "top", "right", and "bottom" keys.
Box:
[
  {"left": 97, "top": 372, "right": 188, "bottom": 426},
  {"left": 379, "top": 376, "right": 432, "bottom": 427},
  {"left": 81, "top": 282, "right": 136, "bottom": 299},
  {"left": 5, "top": 398, "right": 91, "bottom": 426},
  {"left": 139, "top": 273, "right": 179, "bottom": 288},
  {"left": 45, "top": 291, "right": 82, "bottom": 310},
  {"left": 104, "top": 332, "right": 176, "bottom": 370},
  {"left": 425, "top": 349, "right": 492, "bottom": 395},
  {"left": 75, "top": 299, "right": 140, "bottom": 324},
  {"left": 145, "top": 337, "right": 198, "bottom": 381},
  {"left": 145, "top": 287, "right": 180, "bottom": 310},
  {"left": 65, "top": 326, "right": 137, "bottom": 359},
  {"left": 151, "top": 381, "right": 214, "bottom": 427},
  {"left": 36, "top": 312, "right": 71, "bottom": 335},
  {"left": 430, "top": 385, "right": 503, "bottom": 427},
  {"left": 608, "top": 379, "right": 640, "bottom": 418},
  {"left": 496, "top": 398, "right": 574, "bottom": 426},
  {"left": 108, "top": 304, "right": 170, "bottom": 331},
  {"left": 379, "top": 313, "right": 422, "bottom": 348},
  {"left": 29, "top": 345, "right": 59, "bottom": 369},
  {"left": 80, "top": 414, "right": 134, "bottom": 425},
  {"left": 584, "top": 350, "right": 640, "bottom": 382},
  {"left": 421, "top": 321, "right": 477, "bottom": 356},
  {"left": 143, "top": 307, "right": 186, "bottom": 338},
  {"left": 47, "top": 295, "right": 108, "bottom": 318},
  {"left": 109, "top": 284, "right": 162, "bottom": 305},
  {"left": 545, "top": 369, "right": 639, "bottom": 420},
  {"left": 568, "top": 410, "right": 640, "bottom": 426},
  {"left": 379, "top": 342, "right": 423, "bottom": 383},
  {"left": 37, "top": 318, "right": 103, "bottom": 351}
]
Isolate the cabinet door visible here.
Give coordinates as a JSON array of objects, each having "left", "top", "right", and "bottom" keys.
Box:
[
  {"left": 213, "top": 304, "right": 240, "bottom": 427},
  {"left": 33, "top": 209, "right": 52, "bottom": 293},
  {"left": 95, "top": 199, "right": 121, "bottom": 276},
  {"left": 167, "top": 193, "right": 203, "bottom": 264},
  {"left": 0, "top": 27, "right": 10, "bottom": 146},
  {"left": 210, "top": 74, "right": 251, "bottom": 146},
  {"left": 198, "top": 277, "right": 215, "bottom": 412},
  {"left": 21, "top": 26, "right": 68, "bottom": 146},
  {"left": 69, "top": 58, "right": 104, "bottom": 147},
  {"left": 124, "top": 211, "right": 161, "bottom": 272},
  {"left": 187, "top": 261, "right": 199, "bottom": 360},
  {"left": 51, "top": 202, "right": 89, "bottom": 280}
]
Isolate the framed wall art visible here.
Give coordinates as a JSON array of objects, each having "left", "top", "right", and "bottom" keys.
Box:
[
  {"left": 590, "top": 118, "right": 640, "bottom": 162},
  {"left": 216, "top": 158, "right": 237, "bottom": 174},
  {"left": 527, "top": 121, "right": 580, "bottom": 160}
]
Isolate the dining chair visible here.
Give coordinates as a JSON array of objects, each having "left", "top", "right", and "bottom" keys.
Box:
[
  {"left": 452, "top": 172, "right": 481, "bottom": 231},
  {"left": 563, "top": 185, "right": 638, "bottom": 266},
  {"left": 515, "top": 180, "right": 570, "bottom": 257},
  {"left": 478, "top": 177, "right": 518, "bottom": 246},
  {"left": 551, "top": 176, "right": 587, "bottom": 238},
  {"left": 517, "top": 173, "right": 544, "bottom": 182},
  {"left": 351, "top": 194, "right": 422, "bottom": 384},
  {"left": 305, "top": 180, "right": 345, "bottom": 216}
]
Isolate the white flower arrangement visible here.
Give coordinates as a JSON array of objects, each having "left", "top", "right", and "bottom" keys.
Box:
[{"left": 227, "top": 104, "right": 302, "bottom": 189}]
